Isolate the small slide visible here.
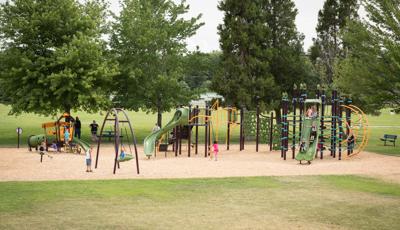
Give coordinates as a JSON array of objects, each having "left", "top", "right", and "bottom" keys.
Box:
[
  {"left": 143, "top": 108, "right": 189, "bottom": 157},
  {"left": 295, "top": 118, "right": 320, "bottom": 164},
  {"left": 72, "top": 138, "right": 91, "bottom": 153}
]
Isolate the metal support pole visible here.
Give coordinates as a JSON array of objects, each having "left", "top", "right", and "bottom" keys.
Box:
[
  {"left": 239, "top": 108, "right": 244, "bottom": 151},
  {"left": 188, "top": 105, "right": 192, "bottom": 157},
  {"left": 346, "top": 98, "right": 353, "bottom": 155},
  {"left": 338, "top": 97, "right": 343, "bottom": 160},
  {"left": 205, "top": 106, "right": 209, "bottom": 157},
  {"left": 175, "top": 126, "right": 178, "bottom": 157},
  {"left": 195, "top": 106, "right": 199, "bottom": 155},
  {"left": 179, "top": 126, "right": 182, "bottom": 155},
  {"left": 320, "top": 91, "right": 326, "bottom": 159},
  {"left": 331, "top": 90, "right": 338, "bottom": 158},
  {"left": 269, "top": 112, "right": 274, "bottom": 152},
  {"left": 292, "top": 93, "right": 297, "bottom": 159},
  {"left": 256, "top": 104, "right": 260, "bottom": 152},
  {"left": 227, "top": 107, "right": 231, "bottom": 150},
  {"left": 207, "top": 108, "right": 211, "bottom": 156}
]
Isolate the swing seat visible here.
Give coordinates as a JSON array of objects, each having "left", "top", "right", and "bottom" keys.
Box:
[{"left": 118, "top": 154, "right": 133, "bottom": 162}]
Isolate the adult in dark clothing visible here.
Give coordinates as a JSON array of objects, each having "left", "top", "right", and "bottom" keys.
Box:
[
  {"left": 74, "top": 117, "right": 81, "bottom": 139},
  {"left": 90, "top": 120, "right": 99, "bottom": 141}
]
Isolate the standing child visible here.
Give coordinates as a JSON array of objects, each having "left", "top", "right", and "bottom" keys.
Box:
[
  {"left": 86, "top": 146, "right": 93, "bottom": 172},
  {"left": 39, "top": 141, "right": 52, "bottom": 162},
  {"left": 64, "top": 128, "right": 70, "bottom": 145},
  {"left": 213, "top": 141, "right": 219, "bottom": 161}
]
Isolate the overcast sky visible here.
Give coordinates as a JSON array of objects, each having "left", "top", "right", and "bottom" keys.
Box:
[
  {"left": 108, "top": 0, "right": 325, "bottom": 52},
  {"left": 0, "top": 0, "right": 326, "bottom": 52}
]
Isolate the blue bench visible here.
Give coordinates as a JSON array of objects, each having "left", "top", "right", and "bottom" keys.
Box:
[{"left": 380, "top": 134, "right": 397, "bottom": 147}]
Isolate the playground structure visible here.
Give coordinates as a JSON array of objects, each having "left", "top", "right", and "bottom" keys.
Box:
[
  {"left": 281, "top": 85, "right": 370, "bottom": 164},
  {"left": 27, "top": 113, "right": 90, "bottom": 154},
  {"left": 143, "top": 100, "right": 276, "bottom": 158},
  {"left": 95, "top": 108, "right": 139, "bottom": 174}
]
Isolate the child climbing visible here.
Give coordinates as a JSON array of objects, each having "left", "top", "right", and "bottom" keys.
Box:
[
  {"left": 306, "top": 106, "right": 313, "bottom": 118},
  {"left": 311, "top": 105, "right": 318, "bottom": 118},
  {"left": 213, "top": 141, "right": 219, "bottom": 161},
  {"left": 86, "top": 146, "right": 93, "bottom": 172}
]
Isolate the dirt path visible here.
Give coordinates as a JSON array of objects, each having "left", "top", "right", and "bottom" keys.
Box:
[{"left": 0, "top": 145, "right": 399, "bottom": 182}]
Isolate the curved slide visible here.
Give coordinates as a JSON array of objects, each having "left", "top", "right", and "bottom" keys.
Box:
[
  {"left": 295, "top": 118, "right": 320, "bottom": 164},
  {"left": 144, "top": 108, "right": 189, "bottom": 157}
]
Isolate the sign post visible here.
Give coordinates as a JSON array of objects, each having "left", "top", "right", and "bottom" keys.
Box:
[{"left": 16, "top": 127, "right": 23, "bottom": 148}]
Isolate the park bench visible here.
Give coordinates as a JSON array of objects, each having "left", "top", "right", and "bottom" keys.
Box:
[
  {"left": 380, "top": 134, "right": 397, "bottom": 147},
  {"left": 98, "top": 130, "right": 123, "bottom": 141}
]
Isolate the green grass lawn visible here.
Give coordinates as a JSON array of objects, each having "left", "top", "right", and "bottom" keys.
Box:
[
  {"left": 0, "top": 104, "right": 398, "bottom": 155},
  {"left": 0, "top": 176, "right": 399, "bottom": 229},
  {"left": 365, "top": 110, "right": 400, "bottom": 156},
  {"left": 0, "top": 104, "right": 240, "bottom": 148}
]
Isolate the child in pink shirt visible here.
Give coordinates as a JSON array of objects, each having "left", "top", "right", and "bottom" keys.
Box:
[{"left": 213, "top": 141, "right": 219, "bottom": 161}]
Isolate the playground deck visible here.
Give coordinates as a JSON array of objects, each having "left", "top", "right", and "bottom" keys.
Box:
[{"left": 0, "top": 144, "right": 399, "bottom": 183}]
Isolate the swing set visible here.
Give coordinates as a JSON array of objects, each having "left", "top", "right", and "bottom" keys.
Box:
[{"left": 95, "top": 108, "right": 140, "bottom": 174}]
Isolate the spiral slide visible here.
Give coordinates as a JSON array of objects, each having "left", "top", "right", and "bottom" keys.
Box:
[{"left": 143, "top": 108, "right": 189, "bottom": 157}]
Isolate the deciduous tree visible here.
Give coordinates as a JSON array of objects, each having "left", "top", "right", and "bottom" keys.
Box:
[
  {"left": 111, "top": 0, "right": 203, "bottom": 126},
  {"left": 0, "top": 0, "right": 117, "bottom": 115}
]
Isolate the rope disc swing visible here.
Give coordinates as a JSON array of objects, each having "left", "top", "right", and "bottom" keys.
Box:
[{"left": 118, "top": 127, "right": 134, "bottom": 162}]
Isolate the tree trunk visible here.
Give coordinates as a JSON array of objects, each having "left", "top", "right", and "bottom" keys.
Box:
[
  {"left": 157, "top": 107, "right": 162, "bottom": 128},
  {"left": 274, "top": 107, "right": 281, "bottom": 124},
  {"left": 64, "top": 106, "right": 71, "bottom": 115},
  {"left": 64, "top": 106, "right": 71, "bottom": 123}
]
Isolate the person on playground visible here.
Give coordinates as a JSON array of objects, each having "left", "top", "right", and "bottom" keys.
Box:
[
  {"left": 119, "top": 146, "right": 126, "bottom": 159},
  {"left": 64, "top": 128, "right": 70, "bottom": 146},
  {"left": 152, "top": 123, "right": 160, "bottom": 133},
  {"left": 347, "top": 130, "right": 355, "bottom": 151},
  {"left": 86, "top": 146, "right": 93, "bottom": 172},
  {"left": 90, "top": 120, "right": 99, "bottom": 141},
  {"left": 39, "top": 141, "right": 46, "bottom": 155},
  {"left": 74, "top": 116, "right": 81, "bottom": 139},
  {"left": 213, "top": 141, "right": 219, "bottom": 161},
  {"left": 306, "top": 106, "right": 313, "bottom": 118},
  {"left": 311, "top": 105, "right": 318, "bottom": 118},
  {"left": 50, "top": 141, "right": 60, "bottom": 152}
]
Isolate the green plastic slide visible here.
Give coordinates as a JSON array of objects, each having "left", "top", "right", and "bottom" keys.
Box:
[
  {"left": 295, "top": 117, "right": 320, "bottom": 164},
  {"left": 143, "top": 108, "right": 189, "bottom": 157}
]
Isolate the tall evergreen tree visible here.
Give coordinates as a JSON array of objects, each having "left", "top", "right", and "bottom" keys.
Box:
[
  {"left": 0, "top": 0, "right": 117, "bottom": 115},
  {"left": 312, "top": 0, "right": 359, "bottom": 86},
  {"left": 111, "top": 0, "right": 203, "bottom": 126},
  {"left": 214, "top": 0, "right": 309, "bottom": 118}
]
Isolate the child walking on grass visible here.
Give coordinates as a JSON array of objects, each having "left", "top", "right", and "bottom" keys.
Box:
[
  {"left": 213, "top": 141, "right": 219, "bottom": 161},
  {"left": 86, "top": 146, "right": 93, "bottom": 172}
]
